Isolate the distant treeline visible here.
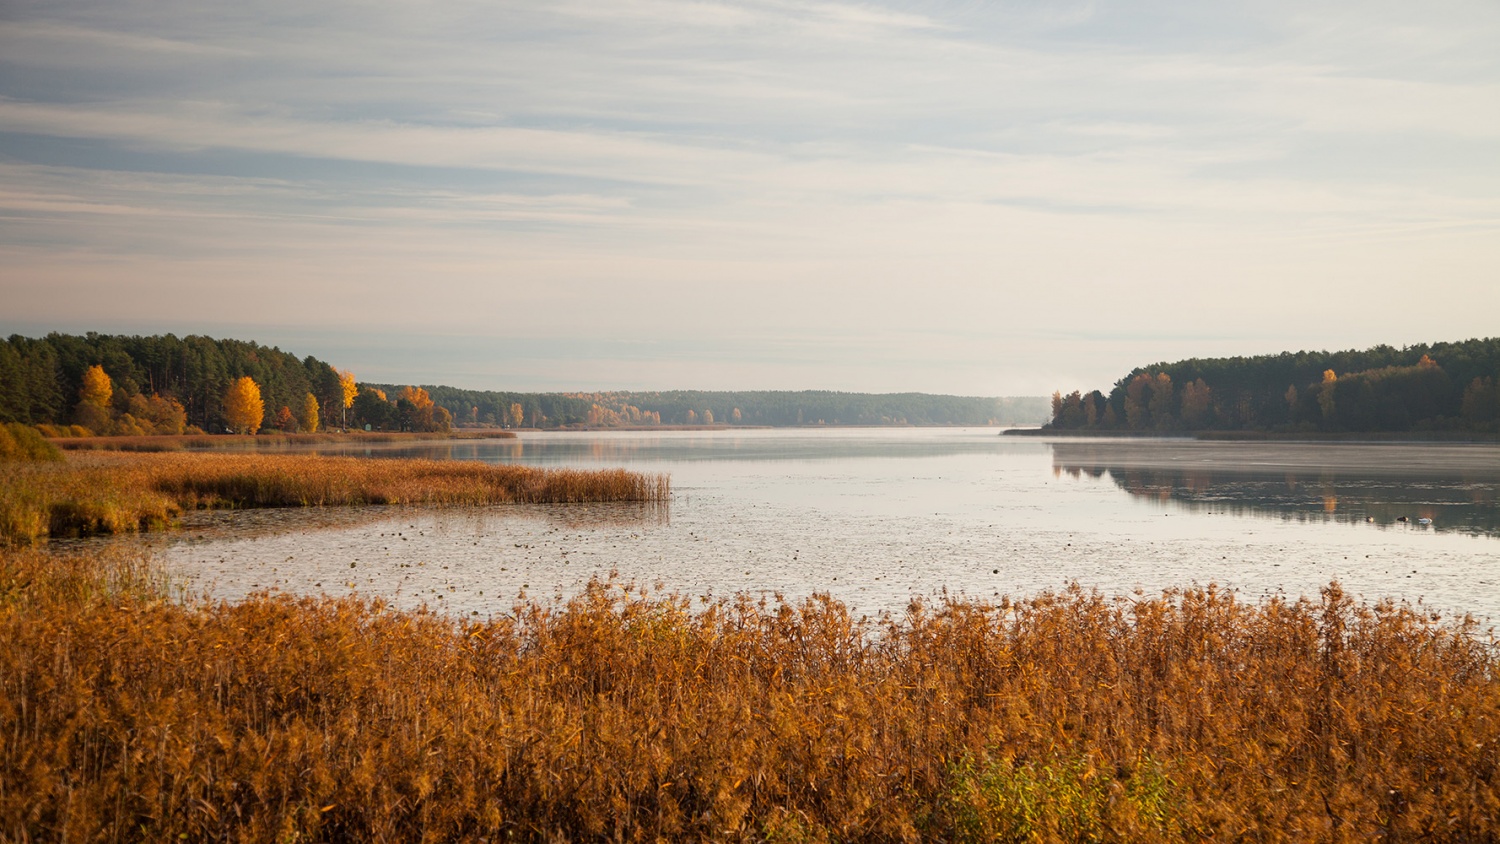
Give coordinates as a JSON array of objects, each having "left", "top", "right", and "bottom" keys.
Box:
[
  {"left": 366, "top": 386, "right": 1051, "bottom": 429},
  {"left": 1046, "top": 337, "right": 1500, "bottom": 434}
]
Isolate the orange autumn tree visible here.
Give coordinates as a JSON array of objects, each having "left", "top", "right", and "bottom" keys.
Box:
[
  {"left": 74, "top": 365, "right": 114, "bottom": 434},
  {"left": 1179, "top": 378, "right": 1212, "bottom": 429},
  {"left": 224, "top": 376, "right": 265, "bottom": 434},
  {"left": 397, "top": 386, "right": 451, "bottom": 432}
]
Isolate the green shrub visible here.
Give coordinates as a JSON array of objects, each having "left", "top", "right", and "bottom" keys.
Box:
[{"left": 0, "top": 423, "right": 62, "bottom": 462}]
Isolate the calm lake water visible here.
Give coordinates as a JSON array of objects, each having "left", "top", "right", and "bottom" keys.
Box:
[{"left": 137, "top": 429, "right": 1500, "bottom": 622}]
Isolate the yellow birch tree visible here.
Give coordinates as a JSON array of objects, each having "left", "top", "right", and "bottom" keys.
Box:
[
  {"left": 338, "top": 370, "right": 357, "bottom": 429},
  {"left": 224, "top": 376, "right": 265, "bottom": 434},
  {"left": 79, "top": 365, "right": 112, "bottom": 407},
  {"left": 300, "top": 393, "right": 320, "bottom": 433}
]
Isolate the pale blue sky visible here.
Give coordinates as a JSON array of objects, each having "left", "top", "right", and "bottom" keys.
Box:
[{"left": 2, "top": 0, "right": 1497, "bottom": 394}]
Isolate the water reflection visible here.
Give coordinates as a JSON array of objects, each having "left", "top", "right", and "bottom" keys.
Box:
[
  {"left": 281, "top": 430, "right": 1023, "bottom": 465},
  {"left": 1052, "top": 441, "right": 1500, "bottom": 537},
  {"left": 284, "top": 440, "right": 527, "bottom": 462}
]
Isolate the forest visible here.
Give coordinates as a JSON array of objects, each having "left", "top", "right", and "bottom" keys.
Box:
[
  {"left": 0, "top": 333, "right": 453, "bottom": 436},
  {"left": 0, "top": 333, "right": 346, "bottom": 435},
  {"left": 0, "top": 333, "right": 1048, "bottom": 436},
  {"left": 1045, "top": 336, "right": 1500, "bottom": 434}
]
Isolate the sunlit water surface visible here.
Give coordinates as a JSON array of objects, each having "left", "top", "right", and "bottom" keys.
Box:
[{"left": 119, "top": 429, "right": 1500, "bottom": 621}]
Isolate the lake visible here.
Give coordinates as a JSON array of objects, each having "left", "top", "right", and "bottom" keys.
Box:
[{"left": 134, "top": 429, "right": 1500, "bottom": 622}]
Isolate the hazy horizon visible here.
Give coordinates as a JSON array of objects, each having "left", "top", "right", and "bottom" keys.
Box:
[{"left": 3, "top": 1, "right": 1497, "bottom": 395}]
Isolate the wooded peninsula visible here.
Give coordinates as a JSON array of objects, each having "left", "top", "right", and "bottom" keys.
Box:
[{"left": 1044, "top": 336, "right": 1500, "bottom": 435}]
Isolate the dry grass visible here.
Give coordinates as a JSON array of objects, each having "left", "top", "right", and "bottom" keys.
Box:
[
  {"left": 51, "top": 430, "right": 517, "bottom": 452},
  {"left": 2, "top": 545, "right": 1497, "bottom": 842},
  {"left": 0, "top": 451, "right": 669, "bottom": 544}
]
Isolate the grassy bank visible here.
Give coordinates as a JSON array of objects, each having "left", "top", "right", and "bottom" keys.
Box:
[
  {"left": 0, "top": 451, "right": 669, "bottom": 545},
  {"left": 49, "top": 429, "right": 518, "bottom": 452},
  {"left": 2, "top": 545, "right": 1497, "bottom": 841}
]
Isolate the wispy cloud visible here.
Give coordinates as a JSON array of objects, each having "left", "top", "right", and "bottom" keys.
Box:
[{"left": 1, "top": 0, "right": 1497, "bottom": 392}]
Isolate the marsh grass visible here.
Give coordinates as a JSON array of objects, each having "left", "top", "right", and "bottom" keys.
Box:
[
  {"left": 0, "top": 452, "right": 669, "bottom": 544},
  {"left": 2, "top": 546, "right": 1497, "bottom": 842},
  {"left": 51, "top": 430, "right": 518, "bottom": 452}
]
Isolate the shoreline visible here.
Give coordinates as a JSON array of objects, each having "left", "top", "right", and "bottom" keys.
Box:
[{"left": 1005, "top": 427, "right": 1500, "bottom": 443}]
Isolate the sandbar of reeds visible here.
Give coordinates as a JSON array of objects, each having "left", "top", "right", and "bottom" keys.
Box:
[
  {"left": 0, "top": 451, "right": 669, "bottom": 544},
  {"left": 2, "top": 545, "right": 1497, "bottom": 842}
]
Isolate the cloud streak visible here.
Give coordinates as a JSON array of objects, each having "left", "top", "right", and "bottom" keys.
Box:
[{"left": 1, "top": 0, "right": 1497, "bottom": 392}]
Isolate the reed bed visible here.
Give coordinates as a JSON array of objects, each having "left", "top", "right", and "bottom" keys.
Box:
[
  {"left": 0, "top": 452, "right": 669, "bottom": 544},
  {"left": 2, "top": 544, "right": 1497, "bottom": 842},
  {"left": 51, "top": 430, "right": 517, "bottom": 452}
]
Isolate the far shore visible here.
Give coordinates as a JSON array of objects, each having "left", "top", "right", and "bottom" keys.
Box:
[
  {"left": 531, "top": 423, "right": 1044, "bottom": 432},
  {"left": 1004, "top": 427, "right": 1500, "bottom": 443}
]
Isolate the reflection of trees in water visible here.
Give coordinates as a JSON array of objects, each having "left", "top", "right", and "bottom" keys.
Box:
[
  {"left": 1052, "top": 445, "right": 1500, "bottom": 536},
  {"left": 305, "top": 436, "right": 1024, "bottom": 465},
  {"left": 298, "top": 441, "right": 527, "bottom": 462}
]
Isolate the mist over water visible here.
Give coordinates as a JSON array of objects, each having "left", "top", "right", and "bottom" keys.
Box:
[{"left": 131, "top": 429, "right": 1500, "bottom": 622}]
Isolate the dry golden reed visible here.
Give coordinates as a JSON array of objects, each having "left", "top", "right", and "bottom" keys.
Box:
[
  {"left": 51, "top": 430, "right": 518, "bottom": 452},
  {"left": 2, "top": 545, "right": 1497, "bottom": 842},
  {"left": 0, "top": 451, "right": 669, "bottom": 544}
]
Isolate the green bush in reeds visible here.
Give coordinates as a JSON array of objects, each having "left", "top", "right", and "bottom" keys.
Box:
[
  {"left": 0, "top": 423, "right": 61, "bottom": 462},
  {"left": 0, "top": 452, "right": 670, "bottom": 544},
  {"left": 945, "top": 751, "right": 1180, "bottom": 841},
  {"left": 2, "top": 546, "right": 1496, "bottom": 842}
]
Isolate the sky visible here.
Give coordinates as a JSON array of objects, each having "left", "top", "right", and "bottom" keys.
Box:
[{"left": 1, "top": 0, "right": 1497, "bottom": 396}]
